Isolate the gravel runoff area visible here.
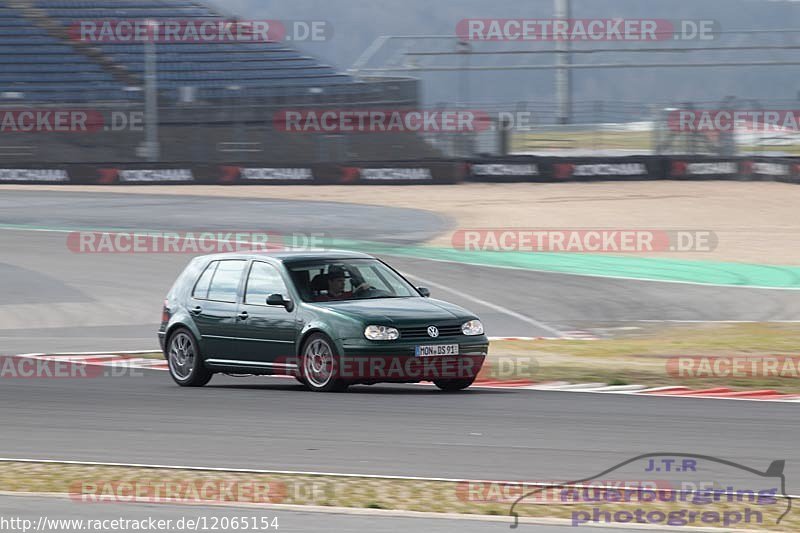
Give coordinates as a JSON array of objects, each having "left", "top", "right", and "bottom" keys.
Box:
[
  {"left": 3, "top": 181, "right": 799, "bottom": 265},
  {"left": 0, "top": 461, "right": 792, "bottom": 531}
]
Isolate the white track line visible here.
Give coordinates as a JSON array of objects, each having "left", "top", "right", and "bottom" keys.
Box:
[
  {"left": 556, "top": 387, "right": 800, "bottom": 403},
  {"left": 564, "top": 384, "right": 648, "bottom": 392},
  {"left": 545, "top": 382, "right": 608, "bottom": 390},
  {"left": 524, "top": 381, "right": 572, "bottom": 389},
  {"left": 631, "top": 319, "right": 800, "bottom": 324},
  {"left": 637, "top": 386, "right": 687, "bottom": 393},
  {"left": 400, "top": 272, "right": 566, "bottom": 338},
  {"left": 585, "top": 385, "right": 649, "bottom": 392},
  {"left": 15, "top": 350, "right": 156, "bottom": 357}
]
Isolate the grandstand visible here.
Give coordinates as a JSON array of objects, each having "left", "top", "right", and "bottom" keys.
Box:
[{"left": 0, "top": 0, "right": 433, "bottom": 164}]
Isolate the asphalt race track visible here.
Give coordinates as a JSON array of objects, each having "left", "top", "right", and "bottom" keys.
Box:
[
  {"left": 1, "top": 189, "right": 799, "bottom": 530},
  {"left": 1, "top": 190, "right": 799, "bottom": 353},
  {"left": 0, "top": 190, "right": 448, "bottom": 244},
  {"left": 1, "top": 372, "right": 798, "bottom": 492}
]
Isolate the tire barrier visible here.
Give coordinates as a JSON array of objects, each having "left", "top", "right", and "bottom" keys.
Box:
[{"left": 0, "top": 157, "right": 798, "bottom": 184}]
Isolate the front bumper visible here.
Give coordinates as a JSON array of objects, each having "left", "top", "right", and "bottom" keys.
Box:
[{"left": 337, "top": 335, "right": 489, "bottom": 384}]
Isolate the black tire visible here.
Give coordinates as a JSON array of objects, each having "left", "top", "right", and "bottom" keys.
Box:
[
  {"left": 434, "top": 377, "right": 476, "bottom": 392},
  {"left": 166, "top": 327, "right": 213, "bottom": 387},
  {"left": 299, "top": 333, "right": 349, "bottom": 393}
]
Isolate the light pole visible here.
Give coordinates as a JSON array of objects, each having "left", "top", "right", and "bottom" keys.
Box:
[
  {"left": 554, "top": 0, "right": 572, "bottom": 125},
  {"left": 144, "top": 20, "right": 160, "bottom": 162},
  {"left": 456, "top": 39, "right": 472, "bottom": 108},
  {"left": 456, "top": 40, "right": 472, "bottom": 157},
  {"left": 227, "top": 84, "right": 243, "bottom": 154}
]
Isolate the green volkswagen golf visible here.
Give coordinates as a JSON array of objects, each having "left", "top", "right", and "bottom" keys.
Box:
[{"left": 159, "top": 251, "right": 489, "bottom": 392}]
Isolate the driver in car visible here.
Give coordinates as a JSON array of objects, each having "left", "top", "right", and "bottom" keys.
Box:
[{"left": 315, "top": 267, "right": 371, "bottom": 301}]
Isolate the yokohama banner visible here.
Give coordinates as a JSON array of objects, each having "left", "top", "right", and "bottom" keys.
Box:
[
  {"left": 739, "top": 158, "right": 800, "bottom": 183},
  {"left": 0, "top": 168, "right": 70, "bottom": 183},
  {"left": 468, "top": 158, "right": 542, "bottom": 182},
  {"left": 668, "top": 158, "right": 741, "bottom": 179},
  {"left": 549, "top": 157, "right": 655, "bottom": 181},
  {"left": 215, "top": 163, "right": 464, "bottom": 184},
  {"left": 2, "top": 157, "right": 800, "bottom": 185},
  {"left": 339, "top": 161, "right": 466, "bottom": 184},
  {"left": 468, "top": 156, "right": 660, "bottom": 182}
]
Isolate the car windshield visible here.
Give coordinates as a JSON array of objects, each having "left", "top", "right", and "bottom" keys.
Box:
[{"left": 288, "top": 259, "right": 419, "bottom": 302}]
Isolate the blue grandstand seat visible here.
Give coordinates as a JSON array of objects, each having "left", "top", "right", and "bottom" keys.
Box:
[
  {"left": 98, "top": 43, "right": 293, "bottom": 53},
  {"left": 123, "top": 60, "right": 321, "bottom": 71},
  {"left": 1, "top": 0, "right": 363, "bottom": 102},
  {"left": 0, "top": 36, "right": 65, "bottom": 44},
  {"left": 0, "top": 45, "right": 77, "bottom": 54},
  {"left": 1, "top": 62, "right": 100, "bottom": 72}
]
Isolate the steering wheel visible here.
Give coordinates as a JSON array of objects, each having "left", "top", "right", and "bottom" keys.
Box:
[
  {"left": 353, "top": 282, "right": 374, "bottom": 295},
  {"left": 355, "top": 285, "right": 393, "bottom": 299}
]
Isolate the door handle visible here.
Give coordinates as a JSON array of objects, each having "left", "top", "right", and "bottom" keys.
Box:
[
  {"left": 237, "top": 311, "right": 249, "bottom": 321},
  {"left": 190, "top": 306, "right": 202, "bottom": 315}
]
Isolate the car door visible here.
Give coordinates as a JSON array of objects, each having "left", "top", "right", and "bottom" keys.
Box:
[
  {"left": 234, "top": 260, "right": 298, "bottom": 368},
  {"left": 189, "top": 259, "right": 248, "bottom": 358}
]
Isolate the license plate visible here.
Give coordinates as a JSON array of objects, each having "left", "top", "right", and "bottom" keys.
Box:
[{"left": 415, "top": 344, "right": 459, "bottom": 357}]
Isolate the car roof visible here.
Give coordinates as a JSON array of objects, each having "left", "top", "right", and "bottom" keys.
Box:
[{"left": 196, "top": 249, "right": 376, "bottom": 264}]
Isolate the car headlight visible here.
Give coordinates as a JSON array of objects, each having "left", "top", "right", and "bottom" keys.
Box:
[
  {"left": 364, "top": 325, "right": 400, "bottom": 341},
  {"left": 462, "top": 320, "right": 484, "bottom": 336}
]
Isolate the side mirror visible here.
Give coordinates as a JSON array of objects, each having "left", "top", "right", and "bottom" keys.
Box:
[
  {"left": 417, "top": 287, "right": 431, "bottom": 298},
  {"left": 267, "top": 294, "right": 294, "bottom": 311}
]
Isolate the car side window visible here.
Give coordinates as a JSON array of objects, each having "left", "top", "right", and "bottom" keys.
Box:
[
  {"left": 245, "top": 262, "right": 288, "bottom": 305},
  {"left": 192, "top": 261, "right": 218, "bottom": 300},
  {"left": 205, "top": 260, "right": 247, "bottom": 303}
]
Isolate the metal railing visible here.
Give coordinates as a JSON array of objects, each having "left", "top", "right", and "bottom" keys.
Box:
[{"left": 4, "top": 96, "right": 800, "bottom": 163}]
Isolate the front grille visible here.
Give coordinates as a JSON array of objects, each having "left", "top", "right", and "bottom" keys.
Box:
[{"left": 398, "top": 324, "right": 463, "bottom": 339}]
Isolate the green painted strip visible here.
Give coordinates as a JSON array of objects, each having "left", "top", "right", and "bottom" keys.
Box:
[{"left": 330, "top": 239, "right": 800, "bottom": 289}]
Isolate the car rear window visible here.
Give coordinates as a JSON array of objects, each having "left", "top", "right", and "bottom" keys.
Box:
[
  {"left": 192, "top": 261, "right": 218, "bottom": 300},
  {"left": 193, "top": 260, "right": 247, "bottom": 303}
]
